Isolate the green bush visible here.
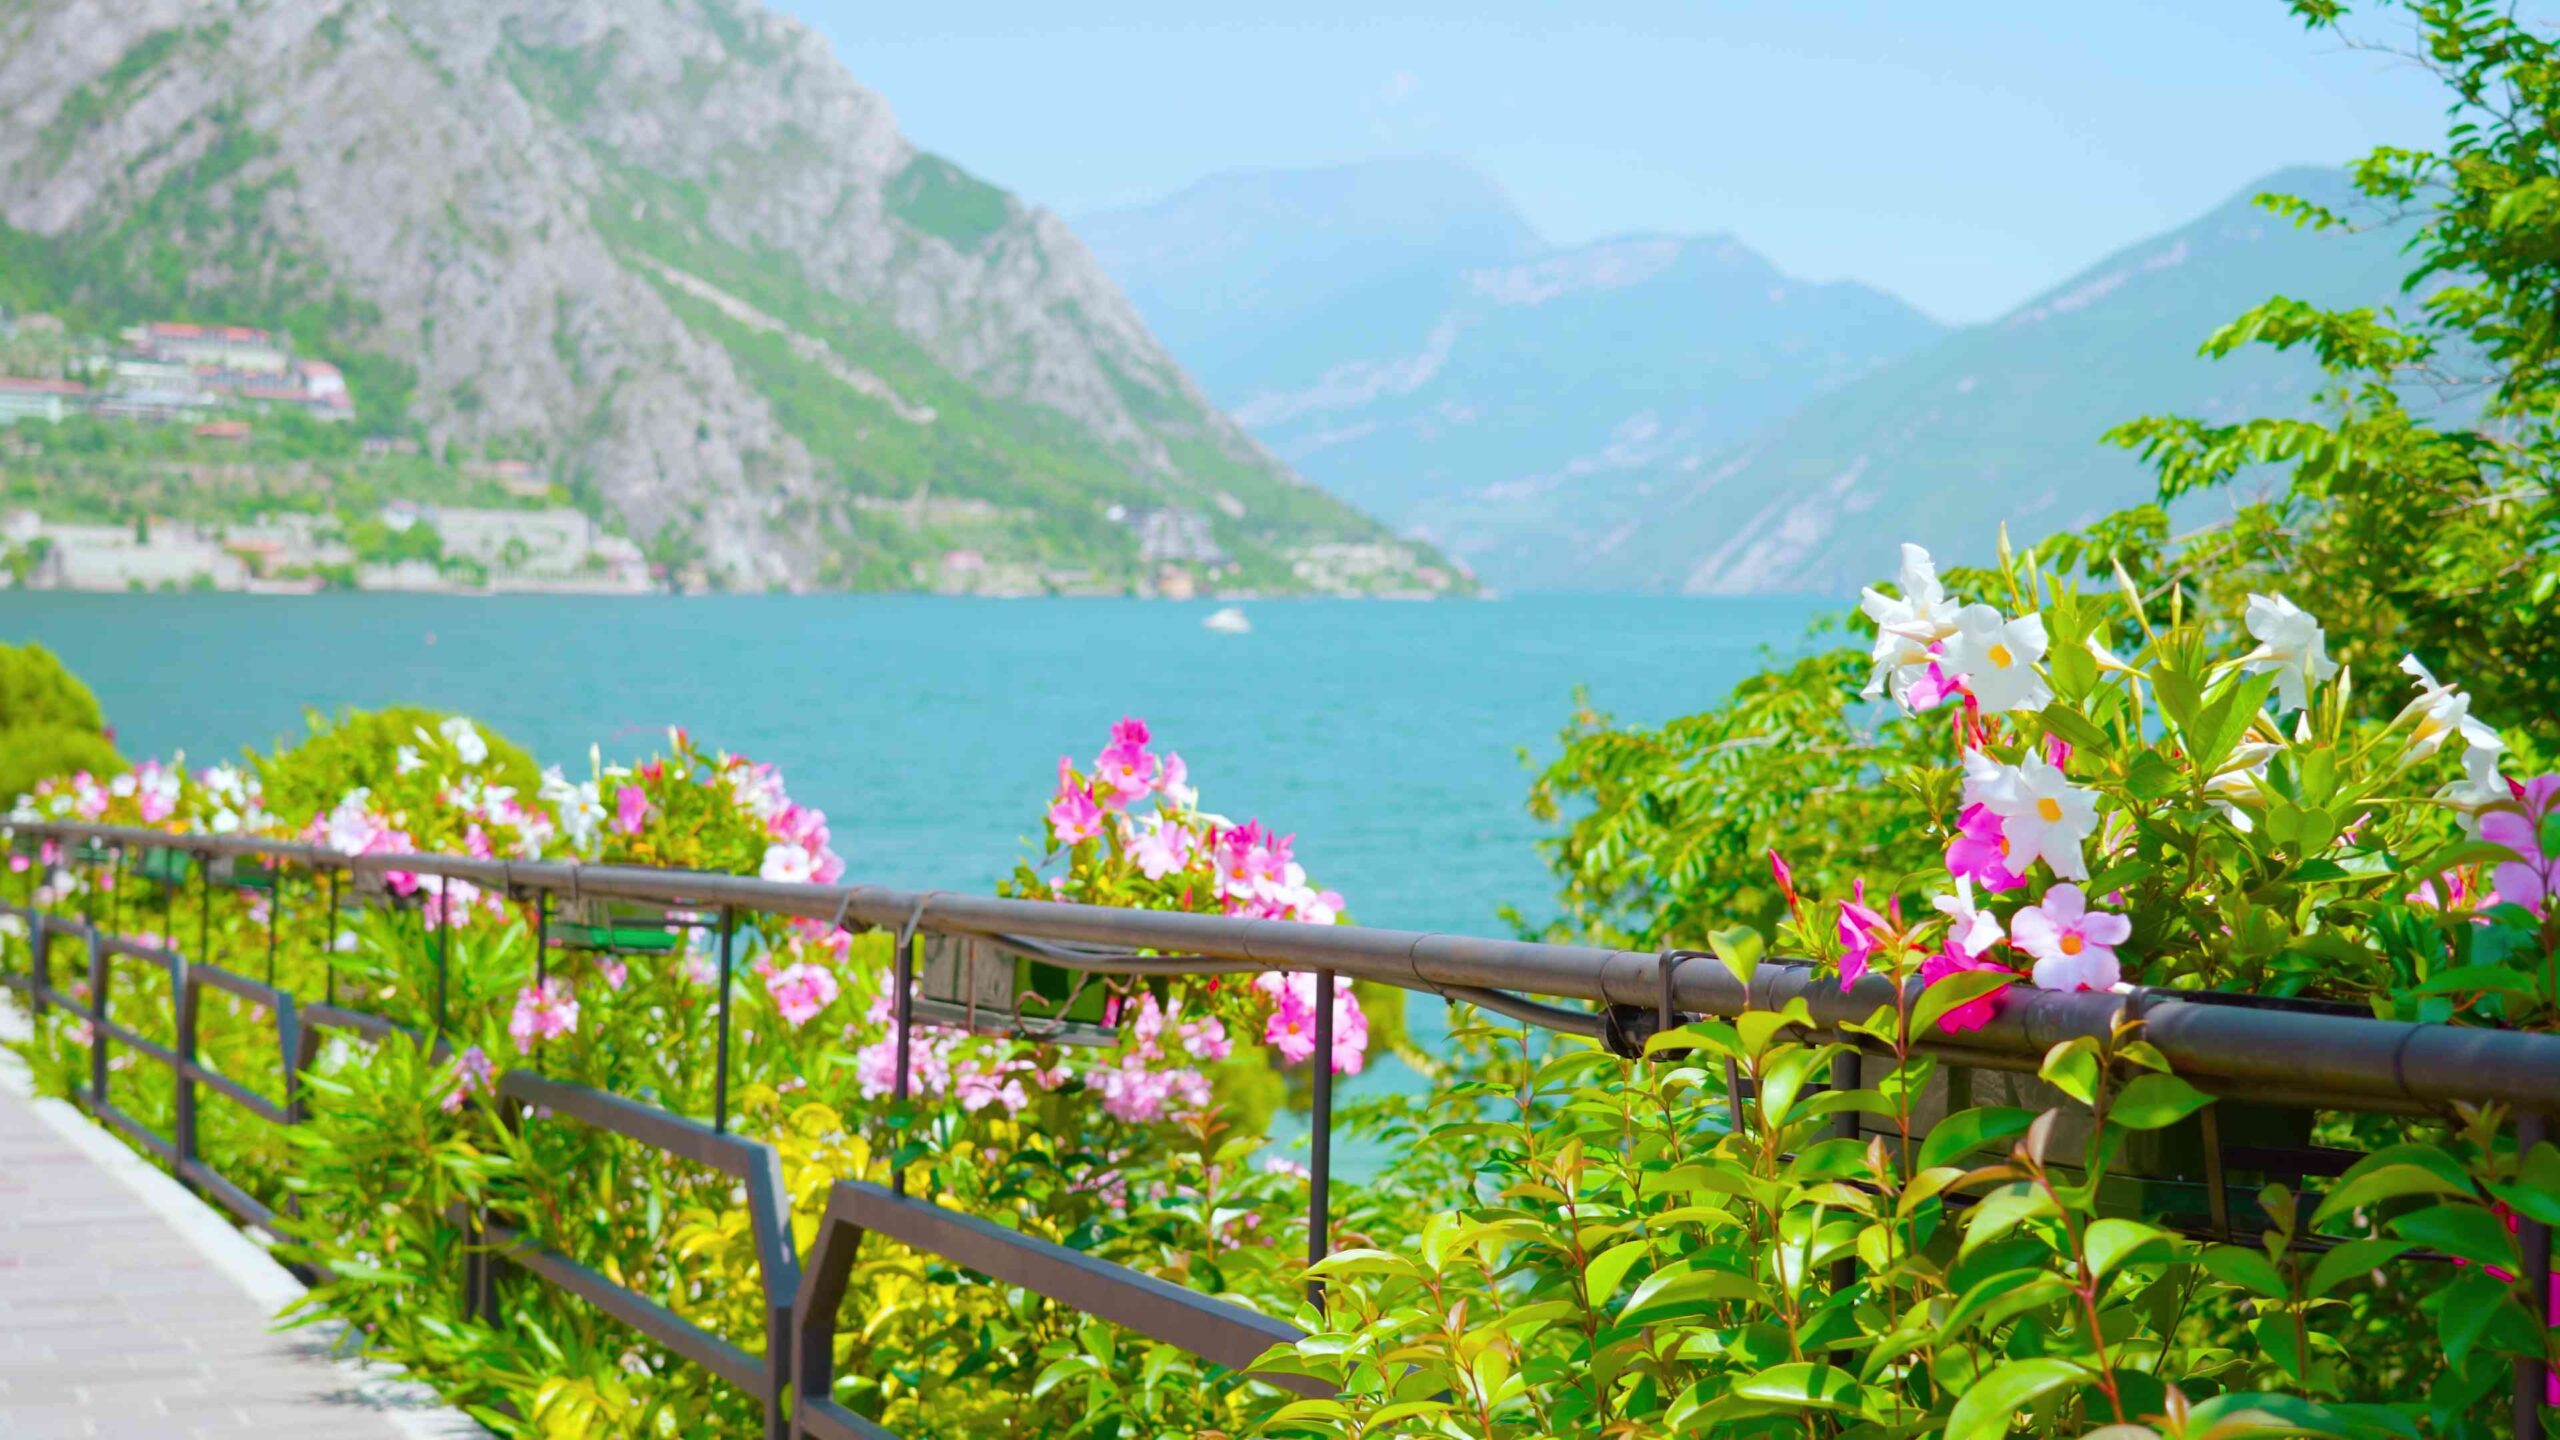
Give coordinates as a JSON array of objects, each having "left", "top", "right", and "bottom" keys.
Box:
[
  {"left": 255, "top": 705, "right": 539, "bottom": 822},
  {"left": 0, "top": 642, "right": 122, "bottom": 800}
]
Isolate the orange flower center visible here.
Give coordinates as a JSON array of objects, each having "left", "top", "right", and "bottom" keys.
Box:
[
  {"left": 1987, "top": 643, "right": 2015, "bottom": 669},
  {"left": 2037, "top": 797, "right": 2064, "bottom": 823},
  {"left": 2060, "top": 934, "right": 2084, "bottom": 956}
]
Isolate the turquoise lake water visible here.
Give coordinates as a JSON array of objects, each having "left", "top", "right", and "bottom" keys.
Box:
[{"left": 0, "top": 592, "right": 1830, "bottom": 1153}]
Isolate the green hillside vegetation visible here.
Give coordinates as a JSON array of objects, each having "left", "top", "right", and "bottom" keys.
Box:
[{"left": 598, "top": 163, "right": 1388, "bottom": 590}]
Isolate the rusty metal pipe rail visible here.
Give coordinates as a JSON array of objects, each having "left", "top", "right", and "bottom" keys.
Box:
[{"left": 17, "top": 819, "right": 2560, "bottom": 1118}]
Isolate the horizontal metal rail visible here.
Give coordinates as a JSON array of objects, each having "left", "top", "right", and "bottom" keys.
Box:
[
  {"left": 17, "top": 818, "right": 2558, "bottom": 1117},
  {"left": 791, "top": 1179, "right": 1323, "bottom": 1439},
  {"left": 483, "top": 1071, "right": 801, "bottom": 1440}
]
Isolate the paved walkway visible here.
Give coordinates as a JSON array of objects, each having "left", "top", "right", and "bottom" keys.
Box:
[{"left": 0, "top": 1068, "right": 485, "bottom": 1438}]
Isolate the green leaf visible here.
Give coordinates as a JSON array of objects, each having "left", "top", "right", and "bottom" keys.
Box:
[
  {"left": 1918, "top": 1106, "right": 2036, "bottom": 1171},
  {"left": 1583, "top": 1240, "right": 1652, "bottom": 1307},
  {"left": 2305, "top": 1237, "right": 2412, "bottom": 1298},
  {"left": 2040, "top": 1037, "right": 2102, "bottom": 1106},
  {"left": 1946, "top": 1357, "right": 2087, "bottom": 1440},
  {"left": 2199, "top": 1243, "right": 2289, "bottom": 1299},
  {"left": 2310, "top": 1144, "right": 2477, "bottom": 1227},
  {"left": 2388, "top": 1202, "right": 2519, "bottom": 1270},
  {"left": 2084, "top": 1218, "right": 2176, "bottom": 1281},
  {"left": 1708, "top": 925, "right": 1764, "bottom": 989},
  {"left": 2437, "top": 1270, "right": 2516, "bottom": 1372},
  {"left": 2125, "top": 751, "right": 2185, "bottom": 800},
  {"left": 1914, "top": 971, "right": 2015, "bottom": 1037},
  {"left": 2108, "top": 1075, "right": 2213, "bottom": 1131},
  {"left": 2489, "top": 1143, "right": 2560, "bottom": 1226},
  {"left": 1620, "top": 1263, "right": 1757, "bottom": 1327},
  {"left": 2039, "top": 703, "right": 2111, "bottom": 753},
  {"left": 1730, "top": 1361, "right": 1867, "bottom": 1414}
]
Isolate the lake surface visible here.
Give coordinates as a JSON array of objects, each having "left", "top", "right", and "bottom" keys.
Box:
[{"left": 1, "top": 592, "right": 1832, "bottom": 1155}]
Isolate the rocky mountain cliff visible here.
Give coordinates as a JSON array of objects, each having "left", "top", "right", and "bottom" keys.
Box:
[{"left": 0, "top": 0, "right": 1418, "bottom": 590}]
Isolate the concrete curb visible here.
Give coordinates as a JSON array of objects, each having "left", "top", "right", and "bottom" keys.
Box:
[{"left": 0, "top": 1004, "right": 494, "bottom": 1440}]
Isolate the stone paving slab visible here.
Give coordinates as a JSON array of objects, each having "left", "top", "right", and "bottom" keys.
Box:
[{"left": 0, "top": 1040, "right": 488, "bottom": 1440}]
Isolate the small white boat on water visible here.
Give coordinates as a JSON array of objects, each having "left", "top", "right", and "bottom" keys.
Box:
[{"left": 1202, "top": 606, "right": 1251, "bottom": 634}]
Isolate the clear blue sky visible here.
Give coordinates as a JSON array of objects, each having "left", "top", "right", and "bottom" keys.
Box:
[{"left": 775, "top": 1, "right": 2449, "bottom": 324}]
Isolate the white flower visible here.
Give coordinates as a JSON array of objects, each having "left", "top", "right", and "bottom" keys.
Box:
[
  {"left": 538, "top": 766, "right": 605, "bottom": 853},
  {"left": 1946, "top": 604, "right": 2053, "bottom": 713},
  {"left": 759, "top": 842, "right": 815, "bottom": 885},
  {"left": 1932, "top": 875, "right": 2004, "bottom": 957},
  {"left": 2397, "top": 656, "right": 2501, "bottom": 761},
  {"left": 394, "top": 745, "right": 424, "bottom": 776},
  {"left": 1859, "top": 543, "right": 1962, "bottom": 703},
  {"left": 2444, "top": 742, "right": 2512, "bottom": 835},
  {"left": 439, "top": 717, "right": 489, "bottom": 766},
  {"left": 1979, "top": 754, "right": 2099, "bottom": 880},
  {"left": 2203, "top": 741, "right": 2281, "bottom": 834},
  {"left": 2239, "top": 593, "right": 2338, "bottom": 713}
]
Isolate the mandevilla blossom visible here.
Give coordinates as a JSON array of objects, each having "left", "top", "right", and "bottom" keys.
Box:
[
  {"left": 1945, "top": 803, "right": 2027, "bottom": 893},
  {"left": 1974, "top": 753, "right": 2099, "bottom": 881},
  {"left": 1919, "top": 946, "right": 2014, "bottom": 1033},
  {"left": 1859, "top": 543, "right": 1962, "bottom": 706},
  {"left": 438, "top": 716, "right": 489, "bottom": 766},
  {"left": 614, "top": 784, "right": 649, "bottom": 836},
  {"left": 1046, "top": 760, "right": 1105, "bottom": 845},
  {"left": 1093, "top": 718, "right": 1159, "bottom": 808},
  {"left": 1128, "top": 814, "right": 1196, "bottom": 880},
  {"left": 2480, "top": 775, "right": 2558, "bottom": 918},
  {"left": 2398, "top": 656, "right": 2502, "bottom": 762},
  {"left": 1931, "top": 874, "right": 2004, "bottom": 958},
  {"left": 760, "top": 842, "right": 815, "bottom": 885},
  {"left": 509, "top": 977, "right": 579, "bottom": 1043},
  {"left": 1945, "top": 604, "right": 2053, "bottom": 713},
  {"left": 441, "top": 1045, "right": 495, "bottom": 1114},
  {"left": 595, "top": 954, "right": 627, "bottom": 991},
  {"left": 2240, "top": 593, "right": 2339, "bottom": 713},
  {"left": 1156, "top": 752, "right": 1197, "bottom": 809},
  {"left": 765, "top": 962, "right": 841, "bottom": 1028},
  {"left": 1836, "top": 884, "right": 1889, "bottom": 990},
  {"left": 2010, "top": 884, "right": 2130, "bottom": 992}
]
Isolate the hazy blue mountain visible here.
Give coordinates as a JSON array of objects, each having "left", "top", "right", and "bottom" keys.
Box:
[
  {"left": 1557, "top": 166, "right": 2416, "bottom": 595},
  {"left": 1079, "top": 160, "right": 1946, "bottom": 583}
]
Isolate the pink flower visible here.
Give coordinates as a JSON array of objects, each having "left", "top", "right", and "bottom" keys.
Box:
[
  {"left": 954, "top": 1061, "right": 1031, "bottom": 1115},
  {"left": 1836, "top": 884, "right": 1889, "bottom": 991},
  {"left": 2480, "top": 775, "right": 2558, "bottom": 918},
  {"left": 1263, "top": 1156, "right": 1312, "bottom": 1180},
  {"left": 1155, "top": 751, "right": 1196, "bottom": 807},
  {"left": 1093, "top": 719, "right": 1159, "bottom": 809},
  {"left": 509, "top": 978, "right": 579, "bottom": 1043},
  {"left": 1767, "top": 848, "right": 1799, "bottom": 908},
  {"left": 765, "top": 962, "right": 841, "bottom": 1028},
  {"left": 1263, "top": 983, "right": 1318, "bottom": 1064},
  {"left": 615, "top": 785, "right": 649, "bottom": 835},
  {"left": 1128, "top": 815, "right": 1196, "bottom": 879},
  {"left": 1047, "top": 761, "right": 1105, "bottom": 845},
  {"left": 595, "top": 954, "right": 627, "bottom": 991},
  {"left": 2011, "top": 884, "right": 2131, "bottom": 992},
  {"left": 1918, "top": 947, "right": 2014, "bottom": 1033},
  {"left": 1946, "top": 803, "right": 2028, "bottom": 894},
  {"left": 441, "top": 1045, "right": 495, "bottom": 1113},
  {"left": 1904, "top": 659, "right": 1963, "bottom": 712}
]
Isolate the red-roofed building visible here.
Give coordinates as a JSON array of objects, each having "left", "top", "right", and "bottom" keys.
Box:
[
  {"left": 193, "top": 420, "right": 253, "bottom": 442},
  {"left": 0, "top": 376, "right": 88, "bottom": 424},
  {"left": 143, "top": 321, "right": 289, "bottom": 375}
]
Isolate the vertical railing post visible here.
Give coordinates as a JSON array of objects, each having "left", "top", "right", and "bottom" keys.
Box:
[
  {"left": 714, "top": 906, "right": 735, "bottom": 1135},
  {"left": 1308, "top": 969, "right": 1335, "bottom": 1309},
  {"left": 2520, "top": 1110, "right": 2552, "bottom": 1440},
  {"left": 86, "top": 926, "right": 107, "bottom": 1108},
  {"left": 1828, "top": 1048, "right": 1861, "bottom": 1293},
  {"left": 890, "top": 901, "right": 923, "bottom": 1198},
  {"left": 173, "top": 949, "right": 198, "bottom": 1183},
  {"left": 28, "top": 915, "right": 48, "bottom": 1021},
  {"left": 433, "top": 874, "right": 449, "bottom": 1036},
  {"left": 323, "top": 868, "right": 341, "bottom": 1006},
  {"left": 264, "top": 863, "right": 283, "bottom": 989}
]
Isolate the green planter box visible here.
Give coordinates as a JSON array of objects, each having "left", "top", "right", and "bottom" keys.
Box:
[{"left": 914, "top": 932, "right": 1122, "bottom": 1047}]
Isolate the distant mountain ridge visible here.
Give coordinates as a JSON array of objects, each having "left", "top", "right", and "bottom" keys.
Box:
[
  {"left": 0, "top": 0, "right": 1439, "bottom": 593},
  {"left": 1084, "top": 159, "right": 2410, "bottom": 593}
]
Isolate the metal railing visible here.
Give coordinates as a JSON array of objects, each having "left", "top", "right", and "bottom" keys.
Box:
[{"left": 5, "top": 817, "right": 2558, "bottom": 1438}]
